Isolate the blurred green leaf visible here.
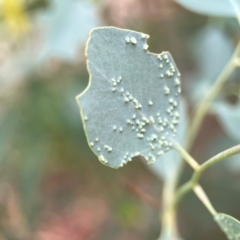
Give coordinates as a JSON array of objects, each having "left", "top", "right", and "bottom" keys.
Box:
[
  {"left": 189, "top": 25, "right": 234, "bottom": 103},
  {"left": 175, "top": 0, "right": 239, "bottom": 17},
  {"left": 77, "top": 27, "right": 182, "bottom": 168},
  {"left": 213, "top": 100, "right": 240, "bottom": 142},
  {"left": 38, "top": 0, "right": 100, "bottom": 61},
  {"left": 215, "top": 213, "right": 240, "bottom": 239}
]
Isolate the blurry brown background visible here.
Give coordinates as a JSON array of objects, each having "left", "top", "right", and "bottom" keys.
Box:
[{"left": 0, "top": 0, "right": 240, "bottom": 239}]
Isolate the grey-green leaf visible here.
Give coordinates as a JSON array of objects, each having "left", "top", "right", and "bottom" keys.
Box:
[
  {"left": 215, "top": 213, "right": 240, "bottom": 239},
  {"left": 175, "top": 0, "right": 239, "bottom": 17},
  {"left": 213, "top": 101, "right": 240, "bottom": 142},
  {"left": 148, "top": 98, "right": 187, "bottom": 181},
  {"left": 188, "top": 25, "right": 234, "bottom": 103},
  {"left": 76, "top": 27, "right": 181, "bottom": 168}
]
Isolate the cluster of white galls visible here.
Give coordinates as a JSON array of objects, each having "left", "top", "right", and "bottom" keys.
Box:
[{"left": 84, "top": 32, "right": 181, "bottom": 167}]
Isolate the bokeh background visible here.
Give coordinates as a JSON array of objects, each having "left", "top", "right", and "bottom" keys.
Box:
[{"left": 1, "top": 0, "right": 240, "bottom": 239}]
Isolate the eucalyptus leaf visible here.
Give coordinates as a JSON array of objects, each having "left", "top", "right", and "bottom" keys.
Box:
[
  {"left": 175, "top": 0, "right": 240, "bottom": 17},
  {"left": 76, "top": 27, "right": 181, "bottom": 168},
  {"left": 148, "top": 98, "right": 187, "bottom": 181},
  {"left": 213, "top": 100, "right": 240, "bottom": 142},
  {"left": 215, "top": 213, "right": 240, "bottom": 239}
]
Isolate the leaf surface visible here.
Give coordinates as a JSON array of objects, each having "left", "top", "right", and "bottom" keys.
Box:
[
  {"left": 215, "top": 213, "right": 240, "bottom": 240},
  {"left": 76, "top": 27, "right": 181, "bottom": 168},
  {"left": 148, "top": 98, "right": 187, "bottom": 180}
]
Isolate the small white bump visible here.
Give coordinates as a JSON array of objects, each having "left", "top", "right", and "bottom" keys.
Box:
[
  {"left": 148, "top": 100, "right": 153, "bottom": 106},
  {"left": 112, "top": 88, "right": 116, "bottom": 92},
  {"left": 151, "top": 134, "right": 158, "bottom": 141},
  {"left": 141, "top": 33, "right": 146, "bottom": 39},
  {"left": 173, "top": 119, "right": 179, "bottom": 125},
  {"left": 119, "top": 127, "right": 123, "bottom": 132},
  {"left": 159, "top": 64, "right": 163, "bottom": 68},
  {"left": 174, "top": 111, "right": 180, "bottom": 118},
  {"left": 133, "top": 99, "right": 138, "bottom": 104},
  {"left": 164, "top": 86, "right": 170, "bottom": 95},
  {"left": 166, "top": 70, "right": 173, "bottom": 77},
  {"left": 150, "top": 143, "right": 155, "bottom": 150},
  {"left": 99, "top": 155, "right": 108, "bottom": 163},
  {"left": 149, "top": 116, "right": 155, "bottom": 124},
  {"left": 175, "top": 78, "right": 180, "bottom": 86},
  {"left": 90, "top": 142, "right": 94, "bottom": 147},
  {"left": 125, "top": 37, "right": 130, "bottom": 43},
  {"left": 158, "top": 151, "right": 164, "bottom": 156},
  {"left": 137, "top": 133, "right": 144, "bottom": 139},
  {"left": 130, "top": 37, "right": 137, "bottom": 44},
  {"left": 157, "top": 55, "right": 162, "bottom": 60},
  {"left": 132, "top": 114, "right": 136, "bottom": 119},
  {"left": 84, "top": 116, "right": 88, "bottom": 121},
  {"left": 124, "top": 97, "right": 129, "bottom": 103},
  {"left": 95, "top": 138, "right": 99, "bottom": 142},
  {"left": 143, "top": 44, "right": 149, "bottom": 50},
  {"left": 120, "top": 88, "right": 124, "bottom": 93},
  {"left": 97, "top": 147, "right": 101, "bottom": 152},
  {"left": 107, "top": 147, "right": 112, "bottom": 152},
  {"left": 160, "top": 74, "right": 164, "bottom": 78},
  {"left": 127, "top": 119, "right": 132, "bottom": 125},
  {"left": 113, "top": 125, "right": 117, "bottom": 131}
]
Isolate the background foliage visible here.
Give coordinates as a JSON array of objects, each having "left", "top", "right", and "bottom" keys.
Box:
[{"left": 1, "top": 0, "right": 240, "bottom": 239}]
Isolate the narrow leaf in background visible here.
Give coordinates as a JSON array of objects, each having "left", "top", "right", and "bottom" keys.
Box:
[
  {"left": 188, "top": 25, "right": 234, "bottom": 103},
  {"left": 213, "top": 101, "right": 240, "bottom": 142},
  {"left": 175, "top": 0, "right": 240, "bottom": 17}
]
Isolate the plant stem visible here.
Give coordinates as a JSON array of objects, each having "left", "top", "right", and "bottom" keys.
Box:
[
  {"left": 186, "top": 41, "right": 240, "bottom": 148},
  {"left": 174, "top": 182, "right": 217, "bottom": 216},
  {"left": 174, "top": 181, "right": 193, "bottom": 206},
  {"left": 174, "top": 145, "right": 240, "bottom": 216},
  {"left": 192, "top": 144, "right": 240, "bottom": 185},
  {"left": 158, "top": 179, "right": 179, "bottom": 240},
  {"left": 173, "top": 141, "right": 200, "bottom": 170},
  {"left": 193, "top": 185, "right": 217, "bottom": 216}
]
